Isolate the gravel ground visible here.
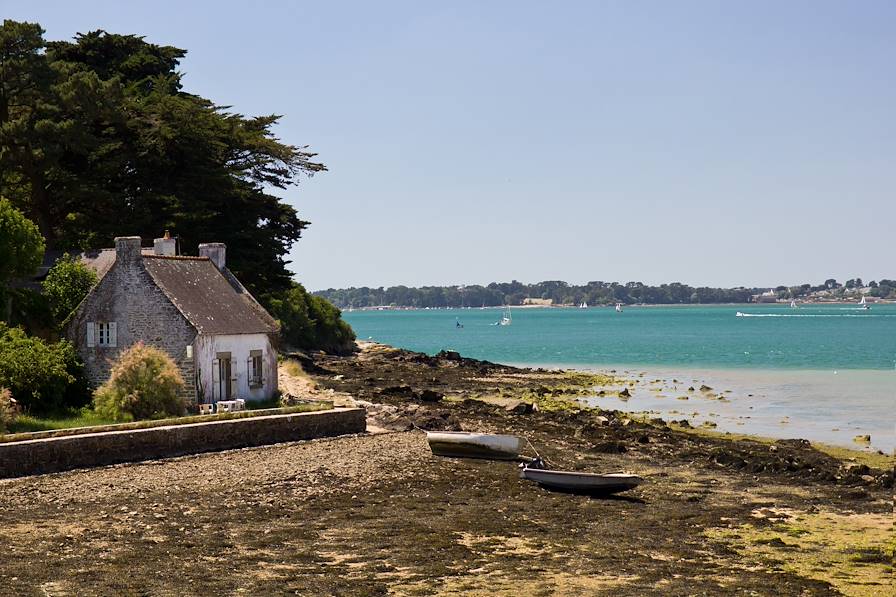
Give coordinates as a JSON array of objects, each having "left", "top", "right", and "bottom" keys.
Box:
[{"left": 0, "top": 344, "right": 892, "bottom": 596}]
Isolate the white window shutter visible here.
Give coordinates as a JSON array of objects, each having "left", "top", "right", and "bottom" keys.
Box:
[
  {"left": 86, "top": 322, "right": 95, "bottom": 347},
  {"left": 108, "top": 322, "right": 117, "bottom": 347},
  {"left": 212, "top": 359, "right": 220, "bottom": 400}
]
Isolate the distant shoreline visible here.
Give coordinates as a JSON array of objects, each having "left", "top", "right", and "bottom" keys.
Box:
[{"left": 344, "top": 300, "right": 895, "bottom": 312}]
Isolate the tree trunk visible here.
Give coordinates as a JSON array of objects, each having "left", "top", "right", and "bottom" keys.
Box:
[{"left": 22, "top": 152, "right": 54, "bottom": 249}]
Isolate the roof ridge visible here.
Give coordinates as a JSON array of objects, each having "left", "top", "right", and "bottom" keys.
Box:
[{"left": 143, "top": 255, "right": 210, "bottom": 261}]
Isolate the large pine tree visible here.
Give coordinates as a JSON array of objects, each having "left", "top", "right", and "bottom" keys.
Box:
[{"left": 0, "top": 20, "right": 325, "bottom": 297}]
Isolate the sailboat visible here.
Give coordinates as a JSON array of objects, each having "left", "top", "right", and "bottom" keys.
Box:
[
  {"left": 858, "top": 296, "right": 870, "bottom": 310},
  {"left": 615, "top": 302, "right": 623, "bottom": 313},
  {"left": 790, "top": 300, "right": 798, "bottom": 308},
  {"left": 495, "top": 307, "right": 512, "bottom": 326},
  {"left": 580, "top": 301, "right": 588, "bottom": 309}
]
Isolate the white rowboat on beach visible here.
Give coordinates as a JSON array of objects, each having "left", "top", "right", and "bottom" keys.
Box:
[
  {"left": 426, "top": 431, "right": 524, "bottom": 460},
  {"left": 521, "top": 468, "right": 643, "bottom": 494}
]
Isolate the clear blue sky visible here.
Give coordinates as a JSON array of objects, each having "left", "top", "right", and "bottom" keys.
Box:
[{"left": 6, "top": 1, "right": 894, "bottom": 290}]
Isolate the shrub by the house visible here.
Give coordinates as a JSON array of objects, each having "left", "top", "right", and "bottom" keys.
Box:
[
  {"left": 0, "top": 387, "right": 18, "bottom": 433},
  {"left": 93, "top": 342, "right": 186, "bottom": 421},
  {"left": 0, "top": 323, "right": 89, "bottom": 413}
]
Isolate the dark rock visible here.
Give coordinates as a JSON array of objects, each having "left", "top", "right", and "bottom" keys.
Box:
[
  {"left": 618, "top": 388, "right": 631, "bottom": 398},
  {"left": 776, "top": 438, "right": 811, "bottom": 448},
  {"left": 755, "top": 537, "right": 789, "bottom": 548},
  {"left": 699, "top": 384, "right": 713, "bottom": 392},
  {"left": 841, "top": 463, "right": 871, "bottom": 477},
  {"left": 591, "top": 441, "right": 628, "bottom": 454},
  {"left": 416, "top": 389, "right": 444, "bottom": 403},
  {"left": 637, "top": 434, "right": 650, "bottom": 444},
  {"left": 381, "top": 385, "right": 414, "bottom": 397},
  {"left": 435, "top": 350, "right": 462, "bottom": 361},
  {"left": 505, "top": 400, "right": 534, "bottom": 415}
]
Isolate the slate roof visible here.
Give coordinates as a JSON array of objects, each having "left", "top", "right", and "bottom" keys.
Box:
[{"left": 142, "top": 255, "right": 277, "bottom": 335}]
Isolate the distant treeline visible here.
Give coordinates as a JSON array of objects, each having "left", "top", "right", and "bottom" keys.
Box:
[{"left": 315, "top": 278, "right": 896, "bottom": 309}]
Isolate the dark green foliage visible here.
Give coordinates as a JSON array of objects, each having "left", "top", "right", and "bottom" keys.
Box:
[
  {"left": 42, "top": 253, "right": 98, "bottom": 325},
  {"left": 0, "top": 322, "right": 89, "bottom": 413},
  {"left": 0, "top": 20, "right": 324, "bottom": 297},
  {"left": 316, "top": 277, "right": 895, "bottom": 308},
  {"left": 0, "top": 197, "right": 44, "bottom": 284},
  {"left": 266, "top": 283, "right": 356, "bottom": 354},
  {"left": 316, "top": 281, "right": 756, "bottom": 308},
  {"left": 0, "top": 287, "right": 54, "bottom": 339}
]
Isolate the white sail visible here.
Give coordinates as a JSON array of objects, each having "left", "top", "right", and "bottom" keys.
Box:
[
  {"left": 580, "top": 301, "right": 588, "bottom": 309},
  {"left": 496, "top": 306, "right": 512, "bottom": 325},
  {"left": 615, "top": 303, "right": 623, "bottom": 313}
]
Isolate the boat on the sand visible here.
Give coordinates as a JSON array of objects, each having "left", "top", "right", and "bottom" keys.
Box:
[
  {"left": 520, "top": 463, "right": 643, "bottom": 494},
  {"left": 426, "top": 431, "right": 524, "bottom": 460}
]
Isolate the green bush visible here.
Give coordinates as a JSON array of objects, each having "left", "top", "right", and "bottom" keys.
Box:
[
  {"left": 43, "top": 253, "right": 98, "bottom": 325},
  {"left": 0, "top": 197, "right": 45, "bottom": 286},
  {"left": 0, "top": 323, "right": 89, "bottom": 413},
  {"left": 93, "top": 342, "right": 186, "bottom": 421},
  {"left": 0, "top": 387, "right": 18, "bottom": 433},
  {"left": 266, "top": 282, "right": 355, "bottom": 354}
]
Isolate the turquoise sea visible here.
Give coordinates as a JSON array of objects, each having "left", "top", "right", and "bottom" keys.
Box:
[
  {"left": 344, "top": 305, "right": 896, "bottom": 451},
  {"left": 344, "top": 304, "right": 896, "bottom": 370}
]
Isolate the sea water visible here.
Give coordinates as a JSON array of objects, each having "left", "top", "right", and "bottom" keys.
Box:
[{"left": 344, "top": 305, "right": 896, "bottom": 451}]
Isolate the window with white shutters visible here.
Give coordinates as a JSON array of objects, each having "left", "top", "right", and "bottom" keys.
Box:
[
  {"left": 248, "top": 350, "right": 263, "bottom": 388},
  {"left": 95, "top": 322, "right": 117, "bottom": 347}
]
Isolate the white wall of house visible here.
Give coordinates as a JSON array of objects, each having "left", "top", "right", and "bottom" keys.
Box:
[{"left": 194, "top": 333, "right": 278, "bottom": 402}]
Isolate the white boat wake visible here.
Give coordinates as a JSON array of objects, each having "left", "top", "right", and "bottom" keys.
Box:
[{"left": 735, "top": 312, "right": 890, "bottom": 318}]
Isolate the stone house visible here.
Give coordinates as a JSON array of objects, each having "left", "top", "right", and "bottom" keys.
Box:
[{"left": 66, "top": 235, "right": 279, "bottom": 406}]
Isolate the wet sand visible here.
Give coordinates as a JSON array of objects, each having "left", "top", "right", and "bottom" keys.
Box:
[{"left": 573, "top": 367, "right": 895, "bottom": 453}]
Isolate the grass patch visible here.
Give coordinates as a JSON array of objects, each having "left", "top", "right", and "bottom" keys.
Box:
[
  {"left": 246, "top": 395, "right": 283, "bottom": 410},
  {"left": 1, "top": 402, "right": 332, "bottom": 443},
  {"left": 9, "top": 409, "right": 117, "bottom": 434},
  {"left": 706, "top": 510, "right": 894, "bottom": 597},
  {"left": 283, "top": 359, "right": 306, "bottom": 379}
]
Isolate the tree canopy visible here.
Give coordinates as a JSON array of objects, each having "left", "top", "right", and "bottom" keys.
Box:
[
  {"left": 316, "top": 277, "right": 896, "bottom": 309},
  {"left": 42, "top": 253, "right": 98, "bottom": 325},
  {"left": 0, "top": 20, "right": 325, "bottom": 296},
  {"left": 0, "top": 197, "right": 44, "bottom": 285}
]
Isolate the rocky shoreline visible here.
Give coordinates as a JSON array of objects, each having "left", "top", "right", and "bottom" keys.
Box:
[{"left": 0, "top": 341, "right": 892, "bottom": 595}]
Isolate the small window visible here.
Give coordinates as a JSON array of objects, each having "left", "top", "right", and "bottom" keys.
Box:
[
  {"left": 249, "top": 350, "right": 263, "bottom": 388},
  {"left": 95, "top": 322, "right": 116, "bottom": 347}
]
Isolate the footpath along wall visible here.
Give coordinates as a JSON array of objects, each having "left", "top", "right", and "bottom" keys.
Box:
[{"left": 0, "top": 407, "right": 366, "bottom": 479}]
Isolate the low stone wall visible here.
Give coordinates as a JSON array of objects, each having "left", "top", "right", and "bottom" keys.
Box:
[{"left": 0, "top": 407, "right": 366, "bottom": 479}]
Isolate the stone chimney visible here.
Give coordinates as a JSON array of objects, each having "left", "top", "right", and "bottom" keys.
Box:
[
  {"left": 153, "top": 230, "right": 176, "bottom": 256},
  {"left": 198, "top": 243, "right": 226, "bottom": 270},
  {"left": 115, "top": 236, "right": 142, "bottom": 264}
]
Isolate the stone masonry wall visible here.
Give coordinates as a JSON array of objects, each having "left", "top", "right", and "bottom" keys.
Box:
[
  {"left": 66, "top": 237, "right": 197, "bottom": 402},
  {"left": 0, "top": 408, "right": 366, "bottom": 478}
]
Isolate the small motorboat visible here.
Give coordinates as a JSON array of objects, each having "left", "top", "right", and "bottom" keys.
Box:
[
  {"left": 426, "top": 431, "right": 524, "bottom": 460},
  {"left": 520, "top": 460, "right": 643, "bottom": 494}
]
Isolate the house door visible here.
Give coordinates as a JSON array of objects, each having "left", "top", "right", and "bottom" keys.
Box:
[{"left": 212, "top": 354, "right": 233, "bottom": 401}]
